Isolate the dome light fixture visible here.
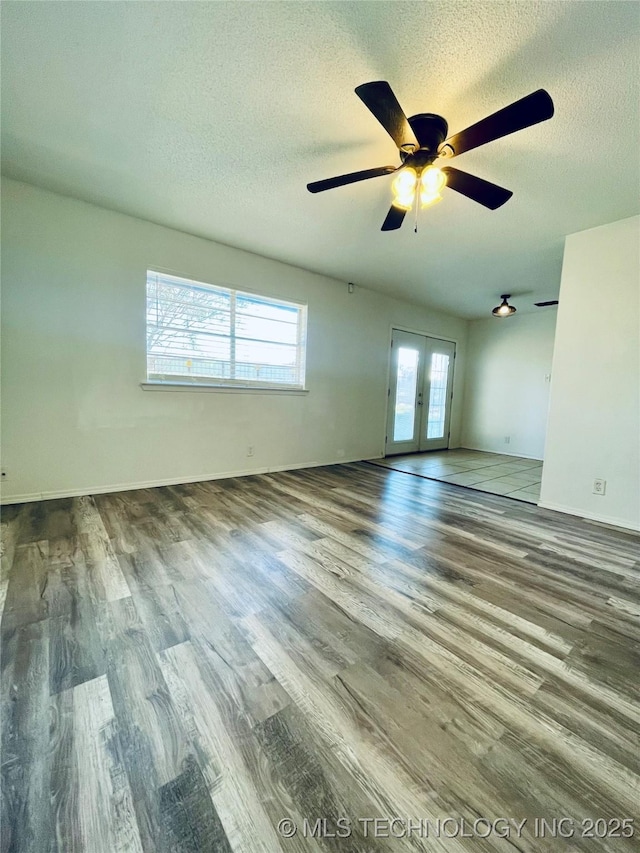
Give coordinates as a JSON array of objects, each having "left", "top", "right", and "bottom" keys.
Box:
[{"left": 492, "top": 294, "right": 516, "bottom": 318}]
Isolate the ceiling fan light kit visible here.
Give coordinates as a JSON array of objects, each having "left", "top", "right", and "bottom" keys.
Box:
[
  {"left": 307, "top": 82, "right": 554, "bottom": 232},
  {"left": 390, "top": 165, "right": 447, "bottom": 211},
  {"left": 419, "top": 165, "right": 447, "bottom": 207},
  {"left": 492, "top": 295, "right": 517, "bottom": 317},
  {"left": 391, "top": 168, "right": 418, "bottom": 210}
]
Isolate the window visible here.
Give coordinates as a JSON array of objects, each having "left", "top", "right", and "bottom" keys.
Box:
[
  {"left": 393, "top": 347, "right": 419, "bottom": 442},
  {"left": 426, "top": 352, "right": 450, "bottom": 439},
  {"left": 146, "top": 270, "right": 307, "bottom": 389}
]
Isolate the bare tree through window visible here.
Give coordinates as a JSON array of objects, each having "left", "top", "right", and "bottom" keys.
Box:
[{"left": 146, "top": 271, "right": 306, "bottom": 387}]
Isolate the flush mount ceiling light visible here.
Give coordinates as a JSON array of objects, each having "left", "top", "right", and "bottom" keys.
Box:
[{"left": 492, "top": 294, "right": 517, "bottom": 317}]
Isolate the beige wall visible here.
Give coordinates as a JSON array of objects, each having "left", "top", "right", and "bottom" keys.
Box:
[
  {"left": 461, "top": 311, "right": 557, "bottom": 460},
  {"left": 1, "top": 178, "right": 468, "bottom": 502},
  {"left": 540, "top": 215, "right": 640, "bottom": 530}
]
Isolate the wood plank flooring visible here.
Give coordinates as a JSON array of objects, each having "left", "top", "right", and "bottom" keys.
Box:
[{"left": 1, "top": 463, "right": 639, "bottom": 852}]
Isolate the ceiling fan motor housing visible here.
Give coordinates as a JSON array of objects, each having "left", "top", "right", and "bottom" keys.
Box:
[{"left": 408, "top": 113, "right": 449, "bottom": 154}]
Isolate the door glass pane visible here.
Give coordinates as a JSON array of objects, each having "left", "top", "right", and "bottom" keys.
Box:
[
  {"left": 426, "top": 352, "right": 450, "bottom": 439},
  {"left": 393, "top": 347, "right": 419, "bottom": 441}
]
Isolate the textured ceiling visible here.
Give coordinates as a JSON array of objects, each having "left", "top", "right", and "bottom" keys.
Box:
[{"left": 2, "top": 1, "right": 639, "bottom": 318}]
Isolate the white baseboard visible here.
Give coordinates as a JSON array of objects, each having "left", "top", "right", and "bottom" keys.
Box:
[
  {"left": 6, "top": 463, "right": 637, "bottom": 534},
  {"left": 537, "top": 501, "right": 640, "bottom": 533},
  {"left": 461, "top": 444, "right": 543, "bottom": 462},
  {"left": 0, "top": 456, "right": 370, "bottom": 505}
]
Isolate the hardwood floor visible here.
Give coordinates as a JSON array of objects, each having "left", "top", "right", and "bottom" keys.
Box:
[{"left": 1, "top": 463, "right": 639, "bottom": 852}]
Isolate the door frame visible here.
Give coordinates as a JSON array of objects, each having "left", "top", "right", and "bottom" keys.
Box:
[{"left": 383, "top": 324, "right": 460, "bottom": 457}]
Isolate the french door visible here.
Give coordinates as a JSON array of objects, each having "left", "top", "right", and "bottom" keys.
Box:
[{"left": 385, "top": 330, "right": 456, "bottom": 455}]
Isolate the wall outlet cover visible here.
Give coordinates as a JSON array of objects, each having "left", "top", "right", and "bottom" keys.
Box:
[{"left": 593, "top": 479, "right": 606, "bottom": 495}]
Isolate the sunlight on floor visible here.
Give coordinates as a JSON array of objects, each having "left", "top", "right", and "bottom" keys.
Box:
[{"left": 371, "top": 449, "right": 542, "bottom": 504}]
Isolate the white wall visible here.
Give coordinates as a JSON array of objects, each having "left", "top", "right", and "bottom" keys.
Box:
[
  {"left": 0, "top": 178, "right": 468, "bottom": 503},
  {"left": 461, "top": 311, "right": 557, "bottom": 459},
  {"left": 540, "top": 215, "right": 640, "bottom": 531}
]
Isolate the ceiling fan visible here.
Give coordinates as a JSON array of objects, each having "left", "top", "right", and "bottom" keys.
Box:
[
  {"left": 535, "top": 300, "right": 559, "bottom": 307},
  {"left": 307, "top": 82, "right": 554, "bottom": 231}
]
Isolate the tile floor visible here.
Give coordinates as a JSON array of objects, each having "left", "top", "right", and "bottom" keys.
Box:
[{"left": 370, "top": 448, "right": 543, "bottom": 504}]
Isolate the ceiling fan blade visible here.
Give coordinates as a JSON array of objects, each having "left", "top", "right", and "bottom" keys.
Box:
[
  {"left": 307, "top": 166, "right": 396, "bottom": 194},
  {"left": 535, "top": 300, "right": 559, "bottom": 307},
  {"left": 355, "top": 81, "right": 417, "bottom": 150},
  {"left": 442, "top": 167, "right": 512, "bottom": 210},
  {"left": 381, "top": 205, "right": 407, "bottom": 231},
  {"left": 442, "top": 89, "right": 554, "bottom": 157}
]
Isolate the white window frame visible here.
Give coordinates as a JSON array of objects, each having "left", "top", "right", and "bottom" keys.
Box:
[{"left": 144, "top": 269, "right": 308, "bottom": 392}]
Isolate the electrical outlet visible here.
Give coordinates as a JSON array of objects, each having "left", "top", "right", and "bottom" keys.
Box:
[
  {"left": 504, "top": 436, "right": 511, "bottom": 445},
  {"left": 593, "top": 479, "right": 606, "bottom": 495},
  {"left": 247, "top": 445, "right": 254, "bottom": 457}
]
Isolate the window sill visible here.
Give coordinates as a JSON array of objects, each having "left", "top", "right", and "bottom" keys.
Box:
[{"left": 140, "top": 381, "right": 309, "bottom": 395}]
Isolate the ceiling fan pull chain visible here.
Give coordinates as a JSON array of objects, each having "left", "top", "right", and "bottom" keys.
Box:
[{"left": 414, "top": 193, "right": 419, "bottom": 233}]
